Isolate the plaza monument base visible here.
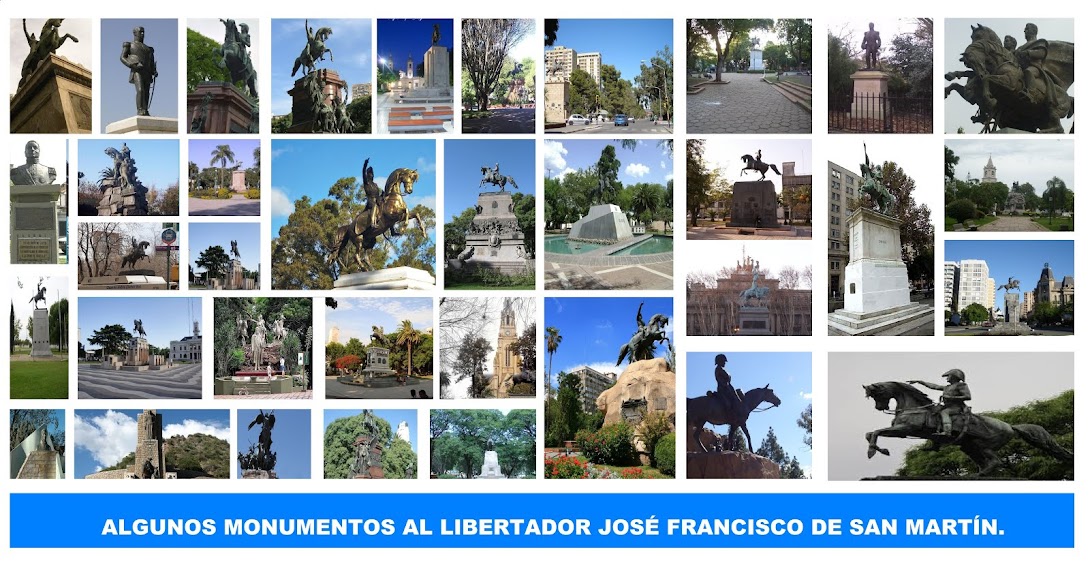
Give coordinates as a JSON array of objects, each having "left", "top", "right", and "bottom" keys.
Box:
[
  {"left": 105, "top": 116, "right": 179, "bottom": 134},
  {"left": 569, "top": 204, "right": 633, "bottom": 243},
  {"left": 333, "top": 267, "right": 436, "bottom": 290}
]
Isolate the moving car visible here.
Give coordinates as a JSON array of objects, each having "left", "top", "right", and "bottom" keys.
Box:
[
  {"left": 567, "top": 113, "right": 590, "bottom": 125},
  {"left": 614, "top": 114, "right": 629, "bottom": 126}
]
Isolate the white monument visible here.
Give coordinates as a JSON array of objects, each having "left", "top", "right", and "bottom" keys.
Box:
[
  {"left": 31, "top": 309, "right": 53, "bottom": 357},
  {"left": 749, "top": 48, "right": 764, "bottom": 71},
  {"left": 396, "top": 421, "right": 411, "bottom": 444},
  {"left": 569, "top": 204, "right": 633, "bottom": 243},
  {"left": 478, "top": 443, "right": 504, "bottom": 479}
]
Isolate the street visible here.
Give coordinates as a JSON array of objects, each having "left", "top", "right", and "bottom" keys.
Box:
[
  {"left": 547, "top": 118, "right": 672, "bottom": 135},
  {"left": 461, "top": 107, "right": 535, "bottom": 134}
]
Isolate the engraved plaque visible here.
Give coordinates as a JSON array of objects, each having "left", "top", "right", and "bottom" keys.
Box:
[
  {"left": 17, "top": 238, "right": 52, "bottom": 263},
  {"left": 14, "top": 208, "right": 54, "bottom": 231}
]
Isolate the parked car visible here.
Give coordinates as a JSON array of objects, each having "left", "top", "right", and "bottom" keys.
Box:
[
  {"left": 567, "top": 113, "right": 590, "bottom": 125},
  {"left": 614, "top": 114, "right": 629, "bottom": 126}
]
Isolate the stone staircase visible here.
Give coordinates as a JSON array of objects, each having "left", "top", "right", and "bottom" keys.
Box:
[
  {"left": 828, "top": 303, "right": 934, "bottom": 336},
  {"left": 767, "top": 79, "right": 812, "bottom": 112},
  {"left": 17, "top": 450, "right": 62, "bottom": 479}
]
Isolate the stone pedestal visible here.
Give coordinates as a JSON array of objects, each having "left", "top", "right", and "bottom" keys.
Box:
[
  {"left": 749, "top": 48, "right": 764, "bottom": 71},
  {"left": 687, "top": 451, "right": 779, "bottom": 479},
  {"left": 10, "top": 185, "right": 63, "bottom": 264},
  {"left": 96, "top": 180, "right": 149, "bottom": 216},
  {"left": 1004, "top": 292, "right": 1020, "bottom": 323},
  {"left": 333, "top": 266, "right": 436, "bottom": 290},
  {"left": 242, "top": 470, "right": 278, "bottom": 479},
  {"left": 134, "top": 410, "right": 165, "bottom": 479},
  {"left": 287, "top": 69, "right": 346, "bottom": 133},
  {"left": 228, "top": 258, "right": 244, "bottom": 290},
  {"left": 736, "top": 306, "right": 773, "bottom": 336},
  {"left": 187, "top": 82, "right": 257, "bottom": 134},
  {"left": 231, "top": 170, "right": 247, "bottom": 193},
  {"left": 462, "top": 190, "right": 530, "bottom": 274},
  {"left": 729, "top": 180, "right": 781, "bottom": 228},
  {"left": 10, "top": 54, "right": 93, "bottom": 134},
  {"left": 126, "top": 337, "right": 150, "bottom": 367},
  {"left": 478, "top": 450, "right": 504, "bottom": 478},
  {"left": 849, "top": 70, "right": 889, "bottom": 121},
  {"left": 31, "top": 308, "right": 53, "bottom": 357},
  {"left": 424, "top": 45, "right": 451, "bottom": 91},
  {"left": 828, "top": 208, "right": 933, "bottom": 335},
  {"left": 105, "top": 116, "right": 178, "bottom": 134},
  {"left": 569, "top": 204, "right": 633, "bottom": 243},
  {"left": 544, "top": 81, "right": 570, "bottom": 124}
]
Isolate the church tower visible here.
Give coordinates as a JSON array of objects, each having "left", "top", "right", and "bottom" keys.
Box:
[
  {"left": 982, "top": 155, "right": 997, "bottom": 183},
  {"left": 407, "top": 53, "right": 414, "bottom": 78},
  {"left": 491, "top": 299, "right": 521, "bottom": 397}
]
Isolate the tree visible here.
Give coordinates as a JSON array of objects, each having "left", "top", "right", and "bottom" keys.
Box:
[
  {"left": 271, "top": 113, "right": 292, "bottom": 134},
  {"left": 48, "top": 298, "right": 68, "bottom": 349},
  {"left": 545, "top": 326, "right": 562, "bottom": 397},
  {"left": 828, "top": 33, "right": 859, "bottom": 106},
  {"left": 567, "top": 68, "right": 598, "bottom": 116},
  {"left": 874, "top": 161, "right": 934, "bottom": 288},
  {"left": 593, "top": 145, "right": 622, "bottom": 205},
  {"left": 383, "top": 438, "right": 417, "bottom": 479},
  {"left": 10, "top": 409, "right": 60, "bottom": 452},
  {"left": 694, "top": 19, "right": 774, "bottom": 82},
  {"left": 322, "top": 412, "right": 395, "bottom": 479},
  {"left": 186, "top": 29, "right": 230, "bottom": 92},
  {"left": 776, "top": 19, "right": 813, "bottom": 70},
  {"left": 396, "top": 320, "right": 422, "bottom": 377},
  {"left": 196, "top": 245, "right": 230, "bottom": 281},
  {"left": 210, "top": 144, "right": 236, "bottom": 190},
  {"left": 454, "top": 335, "right": 493, "bottom": 398},
  {"left": 944, "top": 146, "right": 960, "bottom": 180},
  {"left": 798, "top": 403, "right": 813, "bottom": 449},
  {"left": 88, "top": 324, "right": 133, "bottom": 357},
  {"left": 960, "top": 302, "right": 989, "bottom": 324},
  {"left": 462, "top": 19, "right": 533, "bottom": 111},
  {"left": 12, "top": 303, "right": 22, "bottom": 351},
  {"left": 1042, "top": 177, "right": 1072, "bottom": 221},
  {"left": 345, "top": 95, "right": 371, "bottom": 134},
  {"left": 687, "top": 139, "right": 711, "bottom": 226},
  {"left": 544, "top": 19, "right": 558, "bottom": 46},
  {"left": 887, "top": 19, "right": 933, "bottom": 100},
  {"left": 756, "top": 426, "right": 806, "bottom": 479},
  {"left": 552, "top": 372, "right": 585, "bottom": 444}
]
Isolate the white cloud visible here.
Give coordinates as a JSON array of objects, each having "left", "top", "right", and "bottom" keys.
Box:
[
  {"left": 665, "top": 173, "right": 674, "bottom": 181},
  {"left": 416, "top": 156, "right": 436, "bottom": 173},
  {"left": 163, "top": 419, "right": 230, "bottom": 441},
  {"left": 416, "top": 195, "right": 437, "bottom": 212},
  {"left": 271, "top": 187, "right": 293, "bottom": 217},
  {"left": 660, "top": 160, "right": 666, "bottom": 169},
  {"left": 625, "top": 163, "right": 650, "bottom": 178},
  {"left": 75, "top": 411, "right": 137, "bottom": 472},
  {"left": 559, "top": 167, "right": 576, "bottom": 179},
  {"left": 549, "top": 297, "right": 564, "bottom": 313},
  {"left": 271, "top": 146, "right": 291, "bottom": 159},
  {"left": 544, "top": 140, "right": 568, "bottom": 176},
  {"left": 799, "top": 391, "right": 813, "bottom": 400}
]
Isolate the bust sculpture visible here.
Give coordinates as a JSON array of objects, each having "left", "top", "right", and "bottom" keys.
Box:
[{"left": 10, "top": 141, "right": 58, "bottom": 186}]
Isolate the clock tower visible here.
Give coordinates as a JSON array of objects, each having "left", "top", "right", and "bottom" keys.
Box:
[{"left": 491, "top": 298, "right": 521, "bottom": 397}]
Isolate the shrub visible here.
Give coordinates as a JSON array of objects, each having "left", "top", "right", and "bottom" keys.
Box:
[
  {"left": 217, "top": 188, "right": 232, "bottom": 199},
  {"left": 228, "top": 348, "right": 245, "bottom": 374},
  {"left": 946, "top": 199, "right": 978, "bottom": 224},
  {"left": 655, "top": 433, "right": 676, "bottom": 476},
  {"left": 636, "top": 410, "right": 673, "bottom": 467},
  {"left": 618, "top": 467, "right": 647, "bottom": 479},
  {"left": 245, "top": 188, "right": 260, "bottom": 200},
  {"left": 578, "top": 422, "right": 637, "bottom": 466},
  {"left": 545, "top": 455, "right": 588, "bottom": 479}
]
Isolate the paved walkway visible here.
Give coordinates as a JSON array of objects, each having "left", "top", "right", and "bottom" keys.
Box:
[
  {"left": 325, "top": 377, "right": 434, "bottom": 400},
  {"left": 462, "top": 108, "right": 535, "bottom": 133},
  {"left": 977, "top": 216, "right": 1046, "bottom": 232},
  {"left": 78, "top": 364, "right": 202, "bottom": 399},
  {"left": 214, "top": 391, "right": 313, "bottom": 400},
  {"left": 544, "top": 259, "right": 673, "bottom": 290},
  {"left": 688, "top": 74, "right": 811, "bottom": 133},
  {"left": 189, "top": 194, "right": 260, "bottom": 216}
]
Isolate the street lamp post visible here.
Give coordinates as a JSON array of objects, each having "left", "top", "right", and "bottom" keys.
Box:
[{"left": 642, "top": 59, "right": 670, "bottom": 124}]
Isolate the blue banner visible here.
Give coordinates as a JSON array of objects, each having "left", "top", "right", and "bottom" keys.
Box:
[{"left": 10, "top": 493, "right": 1073, "bottom": 548}]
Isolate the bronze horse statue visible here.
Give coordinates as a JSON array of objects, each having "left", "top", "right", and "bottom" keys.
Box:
[
  {"left": 863, "top": 381, "right": 1073, "bottom": 476},
  {"left": 19, "top": 19, "right": 80, "bottom": 90},
  {"left": 29, "top": 284, "right": 48, "bottom": 309},
  {"left": 327, "top": 166, "right": 428, "bottom": 273},
  {"left": 740, "top": 154, "right": 781, "bottom": 181},
  {"left": 480, "top": 167, "right": 519, "bottom": 191},
  {"left": 292, "top": 19, "right": 334, "bottom": 77},
  {"left": 616, "top": 313, "right": 671, "bottom": 366},
  {"left": 120, "top": 240, "right": 152, "bottom": 270},
  {"left": 687, "top": 386, "right": 781, "bottom": 453}
]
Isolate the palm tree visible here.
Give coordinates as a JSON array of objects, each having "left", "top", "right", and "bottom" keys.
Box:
[
  {"left": 252, "top": 146, "right": 261, "bottom": 170},
  {"left": 545, "top": 326, "right": 562, "bottom": 398},
  {"left": 209, "top": 144, "right": 236, "bottom": 190},
  {"left": 396, "top": 319, "right": 423, "bottom": 377}
]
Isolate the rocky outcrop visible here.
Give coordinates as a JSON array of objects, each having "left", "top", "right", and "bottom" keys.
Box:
[
  {"left": 597, "top": 357, "right": 676, "bottom": 427},
  {"left": 687, "top": 451, "right": 780, "bottom": 479}
]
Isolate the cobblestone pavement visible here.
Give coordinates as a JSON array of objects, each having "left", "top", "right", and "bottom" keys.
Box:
[
  {"left": 688, "top": 74, "right": 811, "bottom": 133},
  {"left": 976, "top": 216, "right": 1047, "bottom": 232},
  {"left": 78, "top": 364, "right": 202, "bottom": 399},
  {"left": 543, "top": 259, "right": 673, "bottom": 290},
  {"left": 214, "top": 391, "right": 314, "bottom": 400}
]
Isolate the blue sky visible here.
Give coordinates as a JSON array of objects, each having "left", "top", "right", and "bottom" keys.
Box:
[
  {"left": 78, "top": 139, "right": 179, "bottom": 191},
  {"left": 377, "top": 19, "right": 453, "bottom": 79},
  {"left": 271, "top": 19, "right": 373, "bottom": 116},
  {"left": 326, "top": 297, "right": 433, "bottom": 347},
  {"left": 271, "top": 139, "right": 437, "bottom": 235},
  {"left": 324, "top": 409, "right": 419, "bottom": 454},
  {"left": 74, "top": 409, "right": 229, "bottom": 479},
  {"left": 548, "top": 19, "right": 672, "bottom": 84},
  {"left": 189, "top": 138, "right": 260, "bottom": 171},
  {"left": 444, "top": 139, "right": 536, "bottom": 223},
  {"left": 237, "top": 409, "right": 310, "bottom": 480},
  {"left": 100, "top": 19, "right": 179, "bottom": 127},
  {"left": 544, "top": 297, "right": 674, "bottom": 388},
  {"left": 686, "top": 352, "right": 813, "bottom": 468},
  {"left": 188, "top": 222, "right": 261, "bottom": 275},
  {"left": 79, "top": 297, "right": 203, "bottom": 352},
  {"left": 543, "top": 139, "right": 674, "bottom": 185},
  {"left": 945, "top": 240, "right": 1074, "bottom": 307}
]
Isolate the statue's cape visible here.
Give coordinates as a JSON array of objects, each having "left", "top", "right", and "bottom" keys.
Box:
[{"left": 1018, "top": 39, "right": 1074, "bottom": 90}]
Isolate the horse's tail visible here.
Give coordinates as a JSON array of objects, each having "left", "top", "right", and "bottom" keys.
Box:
[
  {"left": 768, "top": 164, "right": 782, "bottom": 176},
  {"left": 1012, "top": 424, "right": 1073, "bottom": 462},
  {"left": 508, "top": 177, "right": 519, "bottom": 190},
  {"left": 327, "top": 225, "right": 347, "bottom": 266},
  {"left": 291, "top": 58, "right": 301, "bottom": 77}
]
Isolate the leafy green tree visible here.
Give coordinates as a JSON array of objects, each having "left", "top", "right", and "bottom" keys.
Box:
[
  {"left": 567, "top": 68, "right": 597, "bottom": 115},
  {"left": 960, "top": 302, "right": 990, "bottom": 324},
  {"left": 776, "top": 19, "right": 813, "bottom": 70},
  {"left": 462, "top": 19, "right": 533, "bottom": 110},
  {"left": 454, "top": 334, "right": 493, "bottom": 398},
  {"left": 687, "top": 139, "right": 711, "bottom": 226},
  {"left": 593, "top": 145, "right": 622, "bottom": 205},
  {"left": 89, "top": 324, "right": 132, "bottom": 356},
  {"left": 48, "top": 298, "right": 68, "bottom": 349},
  {"left": 210, "top": 144, "right": 236, "bottom": 190},
  {"left": 756, "top": 426, "right": 806, "bottom": 478},
  {"left": 798, "top": 404, "right": 813, "bottom": 449},
  {"left": 323, "top": 412, "right": 398, "bottom": 479},
  {"left": 346, "top": 95, "right": 371, "bottom": 133},
  {"left": 271, "top": 113, "right": 292, "bottom": 134},
  {"left": 554, "top": 371, "right": 585, "bottom": 443},
  {"left": 694, "top": 19, "right": 774, "bottom": 82},
  {"left": 887, "top": 19, "right": 933, "bottom": 100},
  {"left": 186, "top": 29, "right": 230, "bottom": 93},
  {"left": 944, "top": 146, "right": 960, "bottom": 180},
  {"left": 947, "top": 198, "right": 978, "bottom": 224},
  {"left": 396, "top": 320, "right": 422, "bottom": 376},
  {"left": 828, "top": 33, "right": 859, "bottom": 107},
  {"left": 383, "top": 438, "right": 417, "bottom": 479},
  {"left": 196, "top": 245, "right": 230, "bottom": 281},
  {"left": 443, "top": 207, "right": 476, "bottom": 258},
  {"left": 898, "top": 390, "right": 1073, "bottom": 479},
  {"left": 1042, "top": 176, "right": 1072, "bottom": 221}
]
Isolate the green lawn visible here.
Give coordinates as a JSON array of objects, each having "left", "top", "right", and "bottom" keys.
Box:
[
  {"left": 11, "top": 360, "right": 68, "bottom": 399},
  {"left": 1032, "top": 216, "right": 1074, "bottom": 231}
]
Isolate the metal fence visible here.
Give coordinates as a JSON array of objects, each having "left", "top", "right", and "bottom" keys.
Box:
[{"left": 828, "top": 93, "right": 932, "bottom": 133}]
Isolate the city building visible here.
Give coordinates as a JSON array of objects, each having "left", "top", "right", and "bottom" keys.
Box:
[
  {"left": 982, "top": 155, "right": 997, "bottom": 183},
  {"left": 1022, "top": 291, "right": 1035, "bottom": 319},
  {"left": 955, "top": 259, "right": 993, "bottom": 312},
  {"left": 489, "top": 299, "right": 522, "bottom": 398},
  {"left": 1034, "top": 263, "right": 1075, "bottom": 307},
  {"left": 688, "top": 252, "right": 813, "bottom": 336},
  {"left": 545, "top": 46, "right": 578, "bottom": 81},
  {"left": 170, "top": 321, "right": 202, "bottom": 362},
  {"left": 780, "top": 162, "right": 813, "bottom": 224},
  {"left": 943, "top": 261, "right": 960, "bottom": 313},
  {"left": 570, "top": 366, "right": 617, "bottom": 413},
  {"left": 328, "top": 326, "right": 340, "bottom": 344},
  {"left": 351, "top": 83, "right": 372, "bottom": 100},
  {"left": 827, "top": 161, "right": 856, "bottom": 298},
  {"left": 576, "top": 51, "right": 602, "bottom": 87}
]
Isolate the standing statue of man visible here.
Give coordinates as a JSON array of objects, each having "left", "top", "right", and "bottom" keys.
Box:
[
  {"left": 10, "top": 141, "right": 57, "bottom": 186},
  {"left": 432, "top": 24, "right": 441, "bottom": 46},
  {"left": 861, "top": 23, "right": 881, "bottom": 70},
  {"left": 909, "top": 369, "right": 972, "bottom": 437},
  {"left": 120, "top": 26, "right": 158, "bottom": 116}
]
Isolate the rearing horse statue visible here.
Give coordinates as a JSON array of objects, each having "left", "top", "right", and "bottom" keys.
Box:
[
  {"left": 739, "top": 154, "right": 781, "bottom": 181},
  {"left": 327, "top": 165, "right": 428, "bottom": 273},
  {"left": 291, "top": 19, "right": 334, "bottom": 77}
]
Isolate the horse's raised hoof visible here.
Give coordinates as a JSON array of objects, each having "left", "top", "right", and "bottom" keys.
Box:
[
  {"left": 867, "top": 447, "right": 877, "bottom": 459},
  {"left": 877, "top": 448, "right": 890, "bottom": 456}
]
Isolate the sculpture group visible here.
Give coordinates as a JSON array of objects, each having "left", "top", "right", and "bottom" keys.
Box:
[
  {"left": 738, "top": 271, "right": 771, "bottom": 307},
  {"left": 616, "top": 302, "right": 673, "bottom": 368},
  {"left": 98, "top": 144, "right": 150, "bottom": 216},
  {"left": 289, "top": 20, "right": 354, "bottom": 134},
  {"left": 239, "top": 410, "right": 277, "bottom": 473},
  {"left": 859, "top": 143, "right": 894, "bottom": 215},
  {"left": 327, "top": 158, "right": 426, "bottom": 274},
  {"left": 863, "top": 370, "right": 1073, "bottom": 476},
  {"left": 945, "top": 23, "right": 1074, "bottom": 133},
  {"left": 218, "top": 19, "right": 257, "bottom": 100}
]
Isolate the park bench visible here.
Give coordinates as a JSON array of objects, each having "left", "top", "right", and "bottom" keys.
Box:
[{"left": 563, "top": 440, "right": 581, "bottom": 455}]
